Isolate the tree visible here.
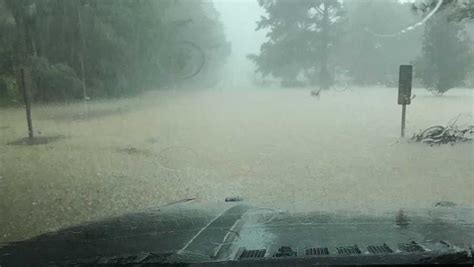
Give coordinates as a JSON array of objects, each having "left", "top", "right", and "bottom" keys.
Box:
[
  {"left": 248, "top": 0, "right": 343, "bottom": 89},
  {"left": 0, "top": 0, "right": 15, "bottom": 76},
  {"left": 414, "top": 9, "right": 473, "bottom": 95},
  {"left": 414, "top": 0, "right": 474, "bottom": 22},
  {"left": 0, "top": 0, "right": 230, "bottom": 102},
  {"left": 337, "top": 0, "right": 423, "bottom": 86},
  {"left": 0, "top": 0, "right": 16, "bottom": 101},
  {"left": 316, "top": 0, "right": 344, "bottom": 89}
]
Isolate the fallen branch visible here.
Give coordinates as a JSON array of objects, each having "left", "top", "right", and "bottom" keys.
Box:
[{"left": 411, "top": 123, "right": 473, "bottom": 145}]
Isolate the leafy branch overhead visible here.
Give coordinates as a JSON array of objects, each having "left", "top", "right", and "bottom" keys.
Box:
[{"left": 413, "top": 0, "right": 474, "bottom": 21}]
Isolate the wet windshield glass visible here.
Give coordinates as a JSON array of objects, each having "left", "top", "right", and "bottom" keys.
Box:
[{"left": 0, "top": 0, "right": 473, "bottom": 244}]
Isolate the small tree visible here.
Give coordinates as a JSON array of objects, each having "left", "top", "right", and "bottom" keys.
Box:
[{"left": 415, "top": 10, "right": 473, "bottom": 95}]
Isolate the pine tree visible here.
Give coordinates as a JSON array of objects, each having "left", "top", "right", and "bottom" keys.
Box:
[{"left": 248, "top": 0, "right": 344, "bottom": 89}]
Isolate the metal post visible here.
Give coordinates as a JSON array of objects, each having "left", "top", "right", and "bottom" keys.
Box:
[
  {"left": 401, "top": 104, "right": 406, "bottom": 138},
  {"left": 398, "top": 65, "right": 412, "bottom": 138}
]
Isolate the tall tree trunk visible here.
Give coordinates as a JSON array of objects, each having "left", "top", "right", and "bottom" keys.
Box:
[
  {"left": 77, "top": 4, "right": 88, "bottom": 100},
  {"left": 5, "top": 0, "right": 29, "bottom": 66}
]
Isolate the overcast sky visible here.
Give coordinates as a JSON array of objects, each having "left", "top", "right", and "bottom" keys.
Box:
[
  {"left": 211, "top": 0, "right": 267, "bottom": 87},
  {"left": 212, "top": 0, "right": 265, "bottom": 55}
]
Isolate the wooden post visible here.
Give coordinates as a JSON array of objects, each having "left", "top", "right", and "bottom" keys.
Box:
[
  {"left": 398, "top": 65, "right": 413, "bottom": 138},
  {"left": 17, "top": 67, "right": 33, "bottom": 139}
]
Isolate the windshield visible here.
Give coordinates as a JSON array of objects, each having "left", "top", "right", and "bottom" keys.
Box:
[{"left": 0, "top": 0, "right": 473, "bottom": 247}]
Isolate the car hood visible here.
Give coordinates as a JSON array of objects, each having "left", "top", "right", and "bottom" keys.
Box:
[{"left": 0, "top": 200, "right": 473, "bottom": 265}]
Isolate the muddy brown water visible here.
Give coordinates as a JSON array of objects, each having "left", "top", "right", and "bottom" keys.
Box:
[{"left": 0, "top": 87, "right": 472, "bottom": 243}]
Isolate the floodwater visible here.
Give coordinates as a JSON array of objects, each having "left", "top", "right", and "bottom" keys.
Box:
[{"left": 0, "top": 87, "right": 473, "bottom": 243}]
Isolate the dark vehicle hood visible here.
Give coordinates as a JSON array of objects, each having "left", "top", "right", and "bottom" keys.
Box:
[{"left": 1, "top": 200, "right": 473, "bottom": 265}]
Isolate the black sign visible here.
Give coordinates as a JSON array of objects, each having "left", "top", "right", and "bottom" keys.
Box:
[{"left": 398, "top": 65, "right": 413, "bottom": 105}]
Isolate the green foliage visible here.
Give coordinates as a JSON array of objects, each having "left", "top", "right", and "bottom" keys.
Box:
[
  {"left": 414, "top": 0, "right": 474, "bottom": 22},
  {"left": 414, "top": 10, "right": 473, "bottom": 95},
  {"left": 249, "top": 0, "right": 344, "bottom": 88},
  {"left": 250, "top": 0, "right": 473, "bottom": 90},
  {"left": 0, "top": 0, "right": 229, "bottom": 102},
  {"left": 0, "top": 78, "right": 7, "bottom": 98},
  {"left": 31, "top": 57, "right": 83, "bottom": 102},
  {"left": 0, "top": 76, "right": 21, "bottom": 105},
  {"left": 337, "top": 0, "right": 423, "bottom": 86},
  {"left": 0, "top": 0, "right": 15, "bottom": 76}
]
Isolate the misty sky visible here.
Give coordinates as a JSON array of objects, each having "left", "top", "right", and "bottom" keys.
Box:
[
  {"left": 212, "top": 0, "right": 265, "bottom": 55},
  {"left": 212, "top": 0, "right": 267, "bottom": 87}
]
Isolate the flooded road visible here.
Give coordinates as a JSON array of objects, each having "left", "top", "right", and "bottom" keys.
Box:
[{"left": 0, "top": 87, "right": 473, "bottom": 243}]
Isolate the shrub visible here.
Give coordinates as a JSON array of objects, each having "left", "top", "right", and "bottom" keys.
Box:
[{"left": 31, "top": 57, "right": 83, "bottom": 102}]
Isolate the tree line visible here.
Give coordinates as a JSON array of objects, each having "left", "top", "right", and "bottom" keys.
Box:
[
  {"left": 0, "top": 0, "right": 230, "bottom": 104},
  {"left": 249, "top": 0, "right": 474, "bottom": 94}
]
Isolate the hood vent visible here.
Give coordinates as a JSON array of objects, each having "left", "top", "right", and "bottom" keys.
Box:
[
  {"left": 367, "top": 244, "right": 393, "bottom": 254},
  {"left": 239, "top": 249, "right": 266, "bottom": 259},
  {"left": 398, "top": 241, "right": 424, "bottom": 253},
  {"left": 273, "top": 246, "right": 297, "bottom": 257},
  {"left": 305, "top": 247, "right": 330, "bottom": 256},
  {"left": 336, "top": 245, "right": 361, "bottom": 255},
  {"left": 95, "top": 252, "right": 171, "bottom": 264}
]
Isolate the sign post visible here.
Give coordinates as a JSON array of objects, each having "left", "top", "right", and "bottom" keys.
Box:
[
  {"left": 16, "top": 67, "right": 34, "bottom": 140},
  {"left": 398, "top": 65, "right": 413, "bottom": 138}
]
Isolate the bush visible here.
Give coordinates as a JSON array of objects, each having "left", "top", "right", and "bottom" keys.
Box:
[
  {"left": 31, "top": 57, "right": 83, "bottom": 102},
  {"left": 0, "top": 78, "right": 7, "bottom": 98},
  {"left": 0, "top": 76, "right": 21, "bottom": 106}
]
